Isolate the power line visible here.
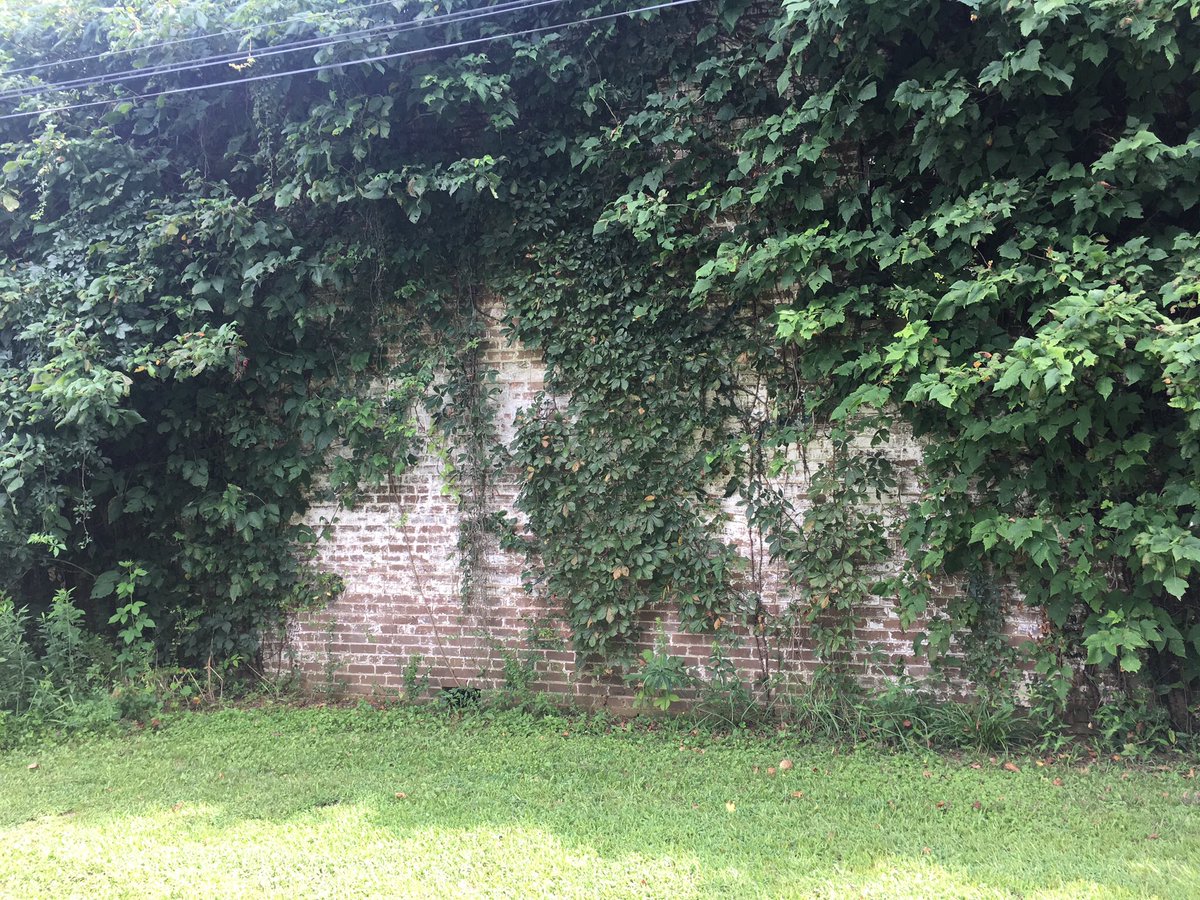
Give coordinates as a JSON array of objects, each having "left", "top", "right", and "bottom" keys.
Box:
[
  {"left": 1, "top": 0, "right": 565, "bottom": 104},
  {"left": 0, "top": 0, "right": 700, "bottom": 123},
  {"left": 1, "top": 0, "right": 406, "bottom": 77}
]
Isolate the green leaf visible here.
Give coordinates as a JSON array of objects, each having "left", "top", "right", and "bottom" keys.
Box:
[{"left": 1163, "top": 576, "right": 1188, "bottom": 599}]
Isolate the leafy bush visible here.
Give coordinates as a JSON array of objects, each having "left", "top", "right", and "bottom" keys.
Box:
[{"left": 0, "top": 584, "right": 165, "bottom": 744}]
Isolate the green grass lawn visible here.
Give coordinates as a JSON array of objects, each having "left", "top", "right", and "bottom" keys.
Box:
[{"left": 1, "top": 705, "right": 1198, "bottom": 899}]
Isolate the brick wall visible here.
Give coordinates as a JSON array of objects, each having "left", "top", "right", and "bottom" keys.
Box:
[{"left": 283, "top": 313, "right": 1043, "bottom": 708}]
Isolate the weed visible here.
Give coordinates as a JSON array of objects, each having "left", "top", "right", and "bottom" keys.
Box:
[
  {"left": 400, "top": 654, "right": 431, "bottom": 704},
  {"left": 0, "top": 597, "right": 35, "bottom": 713},
  {"left": 1089, "top": 686, "right": 1180, "bottom": 758},
  {"left": 108, "top": 561, "right": 154, "bottom": 675}
]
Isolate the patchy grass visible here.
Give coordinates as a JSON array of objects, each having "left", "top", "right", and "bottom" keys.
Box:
[{"left": 1, "top": 705, "right": 1197, "bottom": 898}]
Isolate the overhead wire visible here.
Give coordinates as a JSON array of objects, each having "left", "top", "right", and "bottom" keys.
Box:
[
  {"left": 1, "top": 0, "right": 409, "bottom": 76},
  {"left": 0, "top": 0, "right": 700, "bottom": 123},
  {"left": 0, "top": 0, "right": 568, "bottom": 103}
]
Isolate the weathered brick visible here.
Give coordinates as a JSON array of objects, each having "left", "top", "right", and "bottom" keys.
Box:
[{"left": 283, "top": 313, "right": 1043, "bottom": 704}]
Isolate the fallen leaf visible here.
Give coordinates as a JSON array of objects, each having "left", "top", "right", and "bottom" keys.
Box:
[
  {"left": 394, "top": 792, "right": 408, "bottom": 799},
  {"left": 725, "top": 801, "right": 736, "bottom": 812},
  {"left": 172, "top": 801, "right": 185, "bottom": 813},
  {"left": 1002, "top": 762, "right": 1021, "bottom": 773},
  {"left": 922, "top": 770, "right": 932, "bottom": 779},
  {"left": 779, "top": 759, "right": 794, "bottom": 771},
  {"left": 1148, "top": 833, "right": 1159, "bottom": 840},
  {"left": 1052, "top": 778, "right": 1063, "bottom": 787},
  {"left": 936, "top": 801, "right": 946, "bottom": 809},
  {"left": 922, "top": 847, "right": 931, "bottom": 855},
  {"left": 26, "top": 762, "right": 38, "bottom": 770},
  {"left": 791, "top": 791, "right": 805, "bottom": 799},
  {"left": 972, "top": 801, "right": 982, "bottom": 810},
  {"left": 767, "top": 767, "right": 777, "bottom": 777}
]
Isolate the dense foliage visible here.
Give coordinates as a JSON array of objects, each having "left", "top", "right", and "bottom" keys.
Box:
[{"left": 1, "top": 0, "right": 1199, "bottom": 729}]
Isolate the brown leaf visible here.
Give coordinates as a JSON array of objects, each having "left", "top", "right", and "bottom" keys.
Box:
[
  {"left": 1052, "top": 778, "right": 1064, "bottom": 787},
  {"left": 972, "top": 801, "right": 982, "bottom": 810},
  {"left": 779, "top": 759, "right": 794, "bottom": 771},
  {"left": 1002, "top": 762, "right": 1021, "bottom": 773},
  {"left": 394, "top": 792, "right": 408, "bottom": 799},
  {"left": 922, "top": 770, "right": 932, "bottom": 779},
  {"left": 791, "top": 791, "right": 805, "bottom": 799},
  {"left": 766, "top": 767, "right": 777, "bottom": 777},
  {"left": 1148, "top": 833, "right": 1159, "bottom": 840}
]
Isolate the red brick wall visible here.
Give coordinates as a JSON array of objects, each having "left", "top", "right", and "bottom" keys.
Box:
[{"left": 283, "top": 317, "right": 1043, "bottom": 708}]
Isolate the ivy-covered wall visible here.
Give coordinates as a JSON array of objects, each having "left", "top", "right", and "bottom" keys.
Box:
[
  {"left": 3, "top": 0, "right": 1198, "bottom": 726},
  {"left": 285, "top": 312, "right": 1044, "bottom": 704}
]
